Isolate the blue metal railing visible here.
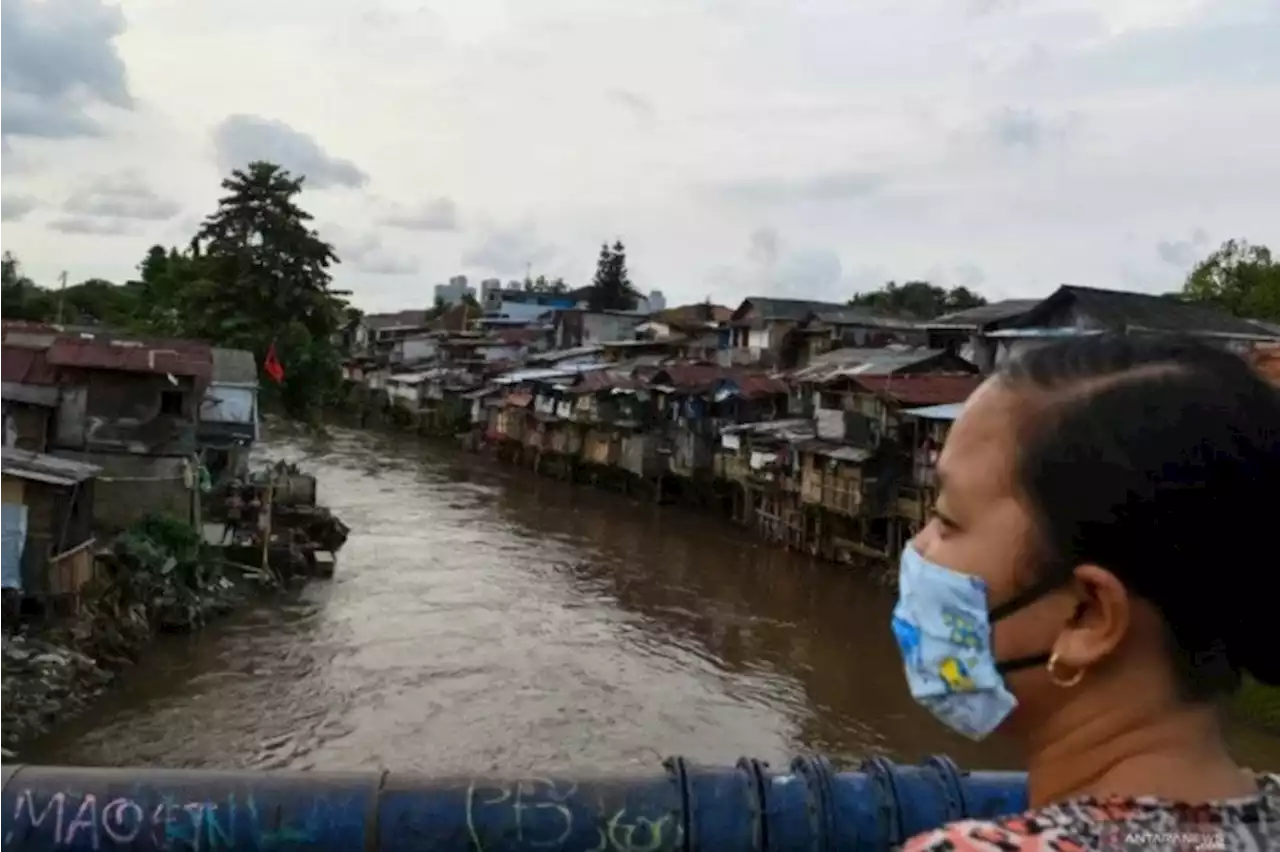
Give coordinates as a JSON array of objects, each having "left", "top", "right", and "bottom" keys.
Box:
[{"left": 1, "top": 755, "right": 1027, "bottom": 851}]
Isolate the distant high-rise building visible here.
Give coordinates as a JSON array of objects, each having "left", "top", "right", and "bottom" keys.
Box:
[{"left": 433, "top": 274, "right": 476, "bottom": 306}]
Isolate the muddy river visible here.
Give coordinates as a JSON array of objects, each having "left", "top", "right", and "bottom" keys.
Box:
[{"left": 29, "top": 426, "right": 1280, "bottom": 773}]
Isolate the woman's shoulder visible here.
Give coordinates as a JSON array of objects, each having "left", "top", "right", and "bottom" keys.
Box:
[
  {"left": 901, "top": 774, "right": 1280, "bottom": 852},
  {"left": 900, "top": 807, "right": 1089, "bottom": 852}
]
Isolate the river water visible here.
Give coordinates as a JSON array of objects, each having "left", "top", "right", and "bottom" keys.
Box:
[{"left": 29, "top": 426, "right": 1280, "bottom": 773}]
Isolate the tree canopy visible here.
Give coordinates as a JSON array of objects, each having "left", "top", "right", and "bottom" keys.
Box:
[
  {"left": 1179, "top": 238, "right": 1280, "bottom": 323},
  {"left": 847, "top": 280, "right": 987, "bottom": 320},
  {"left": 3, "top": 161, "right": 350, "bottom": 420},
  {"left": 587, "top": 241, "right": 639, "bottom": 311},
  {"left": 523, "top": 274, "right": 568, "bottom": 294}
]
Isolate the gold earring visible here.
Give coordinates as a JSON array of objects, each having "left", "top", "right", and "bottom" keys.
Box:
[{"left": 1046, "top": 652, "right": 1085, "bottom": 688}]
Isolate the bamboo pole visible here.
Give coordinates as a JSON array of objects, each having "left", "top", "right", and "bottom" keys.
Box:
[{"left": 260, "top": 476, "right": 274, "bottom": 572}]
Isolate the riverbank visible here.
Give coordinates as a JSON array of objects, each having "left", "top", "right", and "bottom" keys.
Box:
[
  {"left": 337, "top": 400, "right": 1280, "bottom": 740},
  {"left": 1, "top": 515, "right": 280, "bottom": 755}
]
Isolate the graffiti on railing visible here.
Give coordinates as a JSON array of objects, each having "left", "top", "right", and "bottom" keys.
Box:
[
  {"left": 5, "top": 787, "right": 334, "bottom": 850},
  {"left": 465, "top": 777, "right": 576, "bottom": 850},
  {"left": 462, "top": 777, "right": 679, "bottom": 852}
]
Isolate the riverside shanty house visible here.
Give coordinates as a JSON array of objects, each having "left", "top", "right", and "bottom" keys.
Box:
[
  {"left": 711, "top": 351, "right": 981, "bottom": 564},
  {"left": 0, "top": 323, "right": 215, "bottom": 530},
  {"left": 198, "top": 347, "right": 259, "bottom": 485},
  {"left": 953, "top": 285, "right": 1279, "bottom": 372},
  {"left": 2, "top": 344, "right": 60, "bottom": 452},
  {"left": 726, "top": 297, "right": 846, "bottom": 367},
  {"left": 1, "top": 448, "right": 100, "bottom": 610}
]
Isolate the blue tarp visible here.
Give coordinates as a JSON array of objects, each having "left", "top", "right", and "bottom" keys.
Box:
[{"left": 2, "top": 502, "right": 29, "bottom": 590}]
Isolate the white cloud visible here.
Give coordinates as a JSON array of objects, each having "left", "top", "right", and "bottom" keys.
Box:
[
  {"left": 1, "top": 0, "right": 1276, "bottom": 309},
  {"left": 380, "top": 197, "right": 459, "bottom": 231},
  {"left": 212, "top": 115, "right": 368, "bottom": 190},
  {"left": 2, "top": 195, "right": 38, "bottom": 222}
]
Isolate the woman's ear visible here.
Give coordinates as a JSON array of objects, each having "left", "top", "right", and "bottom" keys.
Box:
[{"left": 1051, "top": 564, "right": 1131, "bottom": 670}]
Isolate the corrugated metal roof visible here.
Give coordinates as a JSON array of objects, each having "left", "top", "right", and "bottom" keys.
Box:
[
  {"left": 492, "top": 363, "right": 609, "bottom": 385},
  {"left": 0, "top": 346, "right": 59, "bottom": 385},
  {"left": 388, "top": 372, "right": 433, "bottom": 385},
  {"left": 1, "top": 382, "right": 58, "bottom": 407},
  {"left": 1, "top": 448, "right": 101, "bottom": 487},
  {"left": 927, "top": 300, "right": 1040, "bottom": 328},
  {"left": 211, "top": 348, "right": 257, "bottom": 386},
  {"left": 720, "top": 374, "right": 791, "bottom": 399},
  {"left": 1002, "top": 286, "right": 1271, "bottom": 339},
  {"left": 794, "top": 440, "right": 873, "bottom": 463},
  {"left": 853, "top": 375, "right": 983, "bottom": 406},
  {"left": 732, "top": 297, "right": 845, "bottom": 325},
  {"left": 650, "top": 364, "right": 731, "bottom": 392},
  {"left": 526, "top": 345, "right": 604, "bottom": 364},
  {"left": 790, "top": 347, "right": 945, "bottom": 383},
  {"left": 900, "top": 402, "right": 965, "bottom": 421},
  {"left": 564, "top": 370, "right": 641, "bottom": 394},
  {"left": 46, "top": 338, "right": 212, "bottom": 381},
  {"left": 719, "top": 418, "right": 816, "bottom": 443},
  {"left": 809, "top": 308, "right": 920, "bottom": 330}
]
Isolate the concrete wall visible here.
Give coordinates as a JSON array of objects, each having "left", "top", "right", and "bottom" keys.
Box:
[
  {"left": 55, "top": 451, "right": 192, "bottom": 532},
  {"left": 55, "top": 370, "right": 199, "bottom": 456}
]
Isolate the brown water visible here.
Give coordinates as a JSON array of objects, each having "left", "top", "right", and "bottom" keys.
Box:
[{"left": 28, "top": 426, "right": 1280, "bottom": 773}]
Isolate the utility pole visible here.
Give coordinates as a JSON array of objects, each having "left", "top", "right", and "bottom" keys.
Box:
[{"left": 55, "top": 270, "right": 69, "bottom": 324}]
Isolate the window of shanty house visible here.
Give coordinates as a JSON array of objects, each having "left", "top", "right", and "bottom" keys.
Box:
[{"left": 160, "top": 390, "right": 184, "bottom": 415}]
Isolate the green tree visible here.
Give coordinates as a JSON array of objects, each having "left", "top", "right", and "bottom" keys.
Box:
[
  {"left": 1181, "top": 239, "right": 1280, "bottom": 322},
  {"left": 523, "top": 274, "right": 568, "bottom": 294},
  {"left": 180, "top": 161, "right": 348, "bottom": 418},
  {"left": 1, "top": 253, "right": 56, "bottom": 321},
  {"left": 587, "top": 241, "right": 638, "bottom": 311},
  {"left": 58, "top": 278, "right": 141, "bottom": 327},
  {"left": 848, "top": 280, "right": 986, "bottom": 319}
]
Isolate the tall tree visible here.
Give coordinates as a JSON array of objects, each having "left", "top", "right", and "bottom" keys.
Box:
[
  {"left": 848, "top": 280, "right": 986, "bottom": 320},
  {"left": 1181, "top": 239, "right": 1280, "bottom": 322},
  {"left": 180, "top": 161, "right": 349, "bottom": 418},
  {"left": 587, "top": 240, "right": 638, "bottom": 311},
  {"left": 191, "top": 161, "right": 345, "bottom": 344}
]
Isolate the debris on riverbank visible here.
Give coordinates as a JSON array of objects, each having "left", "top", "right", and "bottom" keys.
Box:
[{"left": 0, "top": 514, "right": 279, "bottom": 754}]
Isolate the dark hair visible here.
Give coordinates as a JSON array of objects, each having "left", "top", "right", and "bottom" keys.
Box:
[{"left": 1001, "top": 333, "right": 1280, "bottom": 700}]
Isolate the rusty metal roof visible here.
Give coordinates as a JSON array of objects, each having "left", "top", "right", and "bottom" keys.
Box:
[
  {"left": 649, "top": 364, "right": 734, "bottom": 392},
  {"left": 852, "top": 374, "right": 983, "bottom": 406},
  {"left": 722, "top": 373, "right": 791, "bottom": 399},
  {"left": 46, "top": 337, "right": 212, "bottom": 381},
  {"left": 564, "top": 370, "right": 640, "bottom": 395},
  {"left": 1, "top": 346, "right": 59, "bottom": 385},
  {"left": 1, "top": 448, "right": 101, "bottom": 487}
]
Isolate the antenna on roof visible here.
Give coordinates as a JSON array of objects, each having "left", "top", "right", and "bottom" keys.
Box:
[{"left": 55, "top": 271, "right": 68, "bottom": 324}]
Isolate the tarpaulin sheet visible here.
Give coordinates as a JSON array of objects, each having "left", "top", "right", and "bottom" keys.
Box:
[{"left": 2, "top": 502, "right": 29, "bottom": 590}]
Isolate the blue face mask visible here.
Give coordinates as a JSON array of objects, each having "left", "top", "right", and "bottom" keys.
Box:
[{"left": 891, "top": 543, "right": 1060, "bottom": 740}]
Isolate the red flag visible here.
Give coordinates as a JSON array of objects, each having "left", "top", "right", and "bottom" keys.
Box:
[{"left": 263, "top": 341, "right": 285, "bottom": 383}]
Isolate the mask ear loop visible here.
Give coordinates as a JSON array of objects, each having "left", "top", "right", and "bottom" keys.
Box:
[{"left": 1047, "top": 651, "right": 1085, "bottom": 688}]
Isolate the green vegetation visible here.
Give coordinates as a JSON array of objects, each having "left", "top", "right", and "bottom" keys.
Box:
[
  {"left": 847, "top": 280, "right": 987, "bottom": 319},
  {"left": 588, "top": 240, "right": 639, "bottom": 311},
  {"left": 1, "top": 514, "right": 279, "bottom": 754},
  {"left": 1178, "top": 238, "right": 1280, "bottom": 322},
  {"left": 2, "top": 160, "right": 356, "bottom": 421}
]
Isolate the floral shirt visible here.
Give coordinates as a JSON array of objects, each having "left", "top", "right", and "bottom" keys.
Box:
[{"left": 902, "top": 774, "right": 1280, "bottom": 852}]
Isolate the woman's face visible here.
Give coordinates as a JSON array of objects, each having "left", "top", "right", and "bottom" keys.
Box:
[{"left": 910, "top": 378, "right": 1081, "bottom": 725}]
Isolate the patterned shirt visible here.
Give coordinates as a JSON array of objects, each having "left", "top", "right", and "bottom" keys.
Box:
[{"left": 902, "top": 774, "right": 1279, "bottom": 852}]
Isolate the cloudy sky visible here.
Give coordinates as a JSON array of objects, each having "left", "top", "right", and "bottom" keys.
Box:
[{"left": 3, "top": 0, "right": 1277, "bottom": 312}]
